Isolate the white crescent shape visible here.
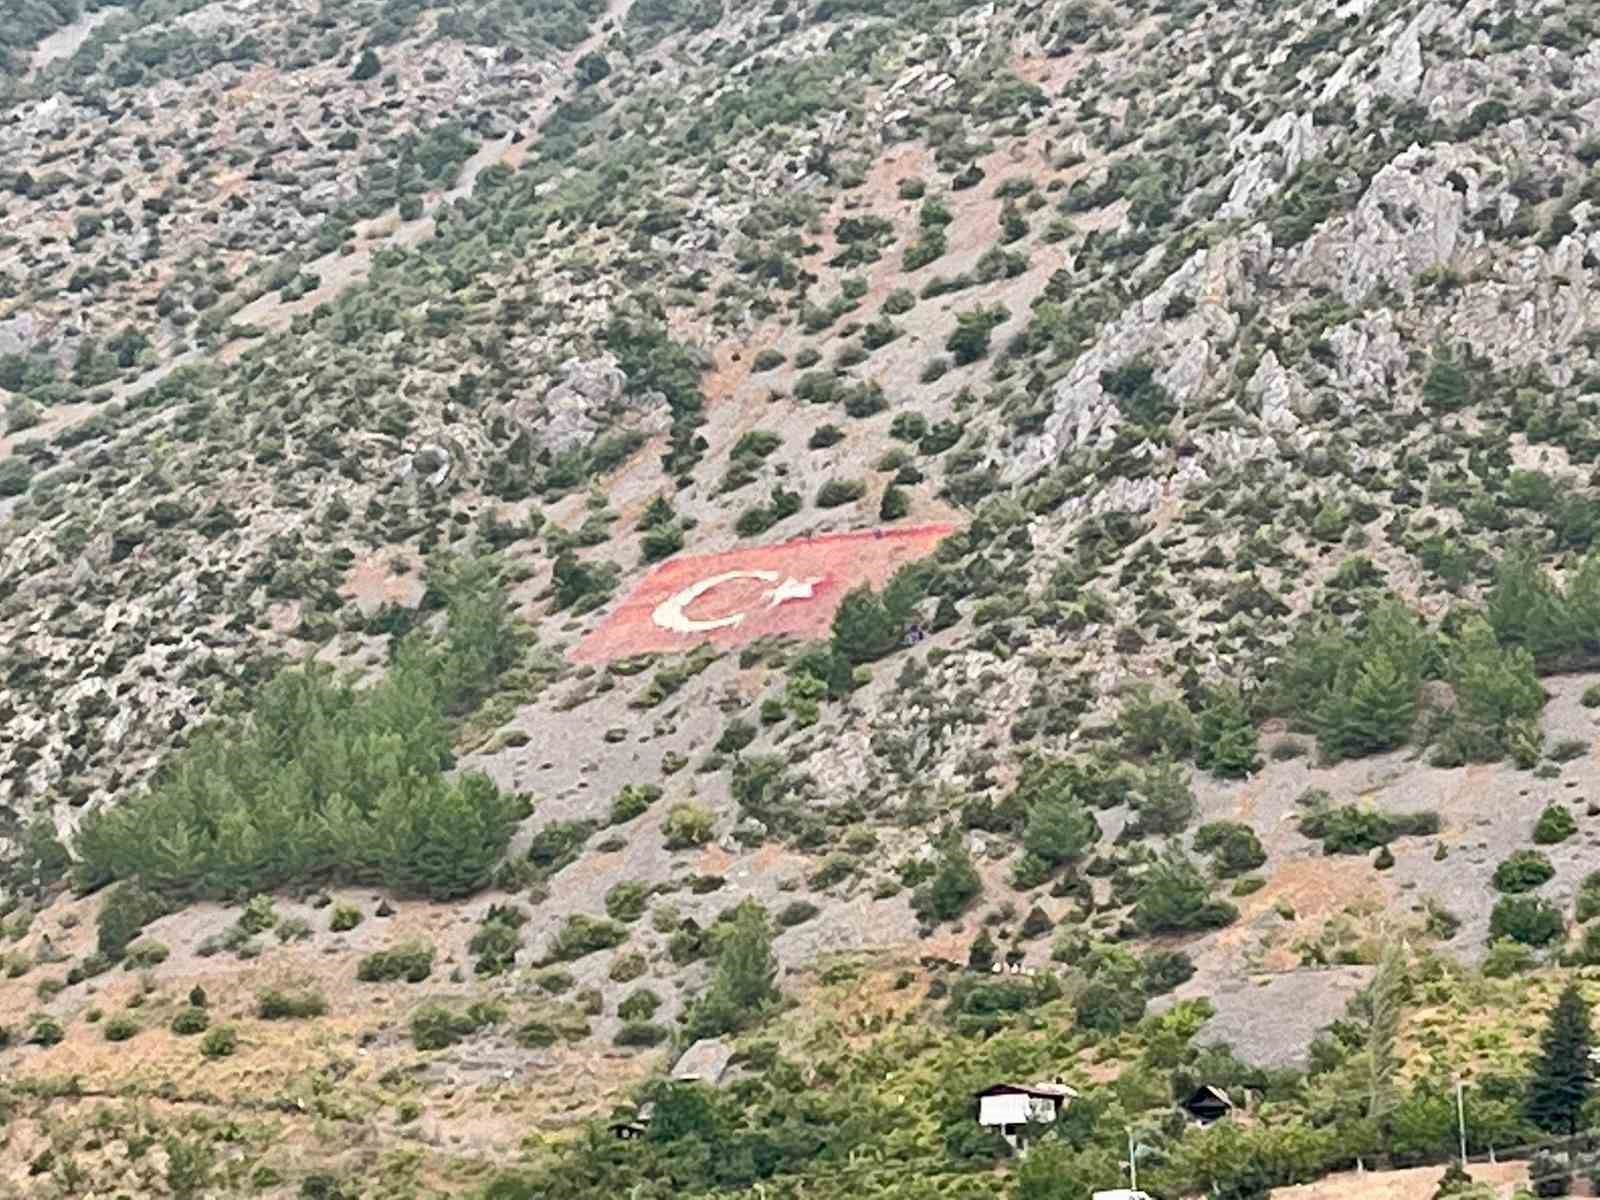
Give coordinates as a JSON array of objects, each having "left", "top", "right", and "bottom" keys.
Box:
[{"left": 653, "top": 570, "right": 782, "bottom": 634}]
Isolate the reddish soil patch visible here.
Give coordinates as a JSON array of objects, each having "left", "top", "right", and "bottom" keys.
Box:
[{"left": 571, "top": 524, "right": 957, "bottom": 664}]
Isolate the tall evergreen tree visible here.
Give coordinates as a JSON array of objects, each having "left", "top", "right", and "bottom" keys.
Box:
[
  {"left": 1526, "top": 983, "right": 1593, "bottom": 1135},
  {"left": 1318, "top": 653, "right": 1417, "bottom": 760}
]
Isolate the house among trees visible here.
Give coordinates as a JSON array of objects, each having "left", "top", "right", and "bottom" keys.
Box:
[
  {"left": 609, "top": 1102, "right": 655, "bottom": 1141},
  {"left": 1180, "top": 1084, "right": 1234, "bottom": 1125},
  {"left": 974, "top": 1081, "right": 1078, "bottom": 1150}
]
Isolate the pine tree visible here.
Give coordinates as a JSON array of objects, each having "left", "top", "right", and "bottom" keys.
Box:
[
  {"left": 1319, "top": 652, "right": 1418, "bottom": 760},
  {"left": 1526, "top": 983, "right": 1593, "bottom": 1135},
  {"left": 1195, "top": 686, "right": 1260, "bottom": 778},
  {"left": 831, "top": 585, "right": 903, "bottom": 664}
]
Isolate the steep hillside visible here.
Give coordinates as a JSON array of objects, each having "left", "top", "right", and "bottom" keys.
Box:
[{"left": 4, "top": 0, "right": 1600, "bottom": 1197}]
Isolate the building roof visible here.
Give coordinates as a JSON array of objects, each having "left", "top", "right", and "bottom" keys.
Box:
[
  {"left": 1183, "top": 1084, "right": 1234, "bottom": 1110},
  {"left": 974, "top": 1081, "right": 1080, "bottom": 1101},
  {"left": 672, "top": 1038, "right": 733, "bottom": 1085}
]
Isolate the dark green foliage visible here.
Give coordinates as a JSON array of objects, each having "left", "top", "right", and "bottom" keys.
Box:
[
  {"left": 946, "top": 305, "right": 1009, "bottom": 365},
  {"left": 1128, "top": 757, "right": 1196, "bottom": 837},
  {"left": 603, "top": 317, "right": 707, "bottom": 477},
  {"left": 256, "top": 989, "right": 328, "bottom": 1020},
  {"left": 1193, "top": 821, "right": 1267, "bottom": 877},
  {"left": 1100, "top": 359, "right": 1176, "bottom": 430},
  {"left": 1489, "top": 896, "right": 1565, "bottom": 946},
  {"left": 104, "top": 1015, "right": 139, "bottom": 1042},
  {"left": 546, "top": 915, "right": 628, "bottom": 963},
  {"left": 684, "top": 901, "right": 779, "bottom": 1040},
  {"left": 1299, "top": 805, "right": 1439, "bottom": 854},
  {"left": 617, "top": 988, "right": 661, "bottom": 1022},
  {"left": 605, "top": 882, "right": 650, "bottom": 923},
  {"left": 527, "top": 820, "right": 595, "bottom": 874},
  {"left": 1141, "top": 949, "right": 1195, "bottom": 995},
  {"left": 609, "top": 785, "right": 662, "bottom": 825},
  {"left": 1493, "top": 850, "right": 1555, "bottom": 894},
  {"left": 351, "top": 48, "right": 381, "bottom": 81},
  {"left": 1133, "top": 843, "right": 1239, "bottom": 934},
  {"left": 912, "top": 840, "right": 983, "bottom": 923},
  {"left": 471, "top": 905, "right": 528, "bottom": 975},
  {"left": 1534, "top": 805, "right": 1578, "bottom": 845},
  {"left": 1118, "top": 686, "right": 1196, "bottom": 759},
  {"left": 1019, "top": 762, "right": 1100, "bottom": 867},
  {"left": 170, "top": 1007, "right": 209, "bottom": 1035},
  {"left": 1526, "top": 984, "right": 1593, "bottom": 1134},
  {"left": 357, "top": 941, "right": 435, "bottom": 983},
  {"left": 200, "top": 1026, "right": 238, "bottom": 1058},
  {"left": 71, "top": 561, "right": 527, "bottom": 902},
  {"left": 410, "top": 1001, "right": 504, "bottom": 1050},
  {"left": 1194, "top": 686, "right": 1260, "bottom": 778},
  {"left": 95, "top": 882, "right": 171, "bottom": 963}
]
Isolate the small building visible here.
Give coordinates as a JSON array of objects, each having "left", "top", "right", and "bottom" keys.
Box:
[
  {"left": 974, "top": 1081, "right": 1078, "bottom": 1150},
  {"left": 609, "top": 1101, "right": 655, "bottom": 1141},
  {"left": 672, "top": 1038, "right": 733, "bottom": 1086},
  {"left": 1180, "top": 1084, "right": 1234, "bottom": 1125}
]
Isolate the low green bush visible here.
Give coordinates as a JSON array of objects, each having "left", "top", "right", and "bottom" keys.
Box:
[
  {"left": 1533, "top": 805, "right": 1578, "bottom": 845},
  {"left": 256, "top": 989, "right": 328, "bottom": 1020},
  {"left": 200, "top": 1025, "right": 238, "bottom": 1058},
  {"left": 170, "top": 1007, "right": 209, "bottom": 1035},
  {"left": 1493, "top": 850, "right": 1555, "bottom": 894},
  {"left": 546, "top": 915, "right": 629, "bottom": 963},
  {"left": 357, "top": 941, "right": 435, "bottom": 983}
]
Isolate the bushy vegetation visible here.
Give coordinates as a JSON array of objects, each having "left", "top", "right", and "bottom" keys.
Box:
[{"left": 71, "top": 558, "right": 529, "bottom": 902}]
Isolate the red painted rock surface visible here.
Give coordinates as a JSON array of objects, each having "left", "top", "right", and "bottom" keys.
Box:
[{"left": 570, "top": 524, "right": 957, "bottom": 664}]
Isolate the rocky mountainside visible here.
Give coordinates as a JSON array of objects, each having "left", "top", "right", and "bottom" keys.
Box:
[{"left": 3, "top": 0, "right": 1600, "bottom": 1197}]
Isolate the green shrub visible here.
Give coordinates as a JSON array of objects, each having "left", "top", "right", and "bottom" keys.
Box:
[
  {"left": 329, "top": 905, "right": 363, "bottom": 932},
  {"left": 1493, "top": 850, "right": 1555, "bottom": 894},
  {"left": 470, "top": 904, "right": 528, "bottom": 975},
  {"left": 28, "top": 1015, "right": 63, "bottom": 1046},
  {"left": 615, "top": 1021, "right": 670, "bottom": 1047},
  {"left": 1534, "top": 805, "right": 1578, "bottom": 845},
  {"left": 1582, "top": 684, "right": 1600, "bottom": 708},
  {"left": 256, "top": 989, "right": 328, "bottom": 1020},
  {"left": 537, "top": 970, "right": 575, "bottom": 995},
  {"left": 409, "top": 1001, "right": 503, "bottom": 1050},
  {"left": 103, "top": 1016, "right": 139, "bottom": 1042},
  {"left": 547, "top": 915, "right": 629, "bottom": 963},
  {"left": 776, "top": 900, "right": 819, "bottom": 927},
  {"left": 170, "top": 1007, "right": 210, "bottom": 1036},
  {"left": 609, "top": 952, "right": 648, "bottom": 982},
  {"left": 356, "top": 941, "right": 435, "bottom": 983},
  {"left": 1193, "top": 822, "right": 1267, "bottom": 877},
  {"left": 911, "top": 842, "right": 983, "bottom": 924},
  {"left": 124, "top": 939, "right": 170, "bottom": 969},
  {"left": 1118, "top": 686, "right": 1196, "bottom": 759},
  {"left": 1489, "top": 896, "right": 1565, "bottom": 947},
  {"left": 1141, "top": 949, "right": 1195, "bottom": 995},
  {"left": 1134, "top": 844, "right": 1238, "bottom": 934},
  {"left": 617, "top": 988, "right": 662, "bottom": 1021},
  {"left": 1577, "top": 872, "right": 1600, "bottom": 923},
  {"left": 663, "top": 803, "right": 715, "bottom": 849},
  {"left": 1194, "top": 686, "right": 1260, "bottom": 778},
  {"left": 816, "top": 478, "right": 866, "bottom": 508},
  {"left": 200, "top": 1026, "right": 238, "bottom": 1058},
  {"left": 751, "top": 349, "right": 786, "bottom": 372},
  {"left": 609, "top": 784, "right": 662, "bottom": 825},
  {"left": 605, "top": 882, "right": 651, "bottom": 923}
]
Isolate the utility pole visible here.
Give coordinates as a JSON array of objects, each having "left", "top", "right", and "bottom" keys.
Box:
[{"left": 1456, "top": 1078, "right": 1468, "bottom": 1168}]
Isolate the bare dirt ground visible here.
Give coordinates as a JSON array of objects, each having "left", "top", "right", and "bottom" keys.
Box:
[{"left": 1271, "top": 1160, "right": 1529, "bottom": 1199}]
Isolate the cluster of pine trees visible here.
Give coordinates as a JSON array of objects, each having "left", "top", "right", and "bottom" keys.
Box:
[
  {"left": 70, "top": 555, "right": 529, "bottom": 901},
  {"left": 1264, "top": 550, "right": 1592, "bottom": 765}
]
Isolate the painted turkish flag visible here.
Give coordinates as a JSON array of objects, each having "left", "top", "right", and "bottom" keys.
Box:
[{"left": 569, "top": 524, "right": 957, "bottom": 664}]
